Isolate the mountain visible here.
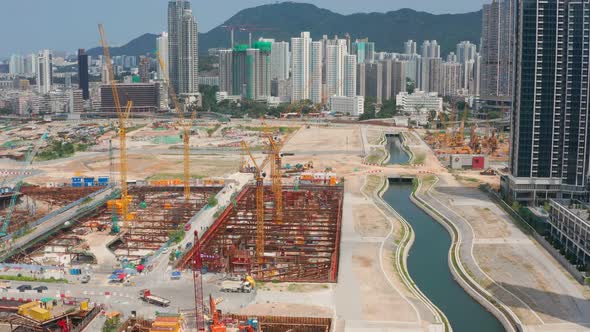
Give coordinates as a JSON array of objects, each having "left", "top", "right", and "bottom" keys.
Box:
[
  {"left": 87, "top": 33, "right": 159, "bottom": 57},
  {"left": 87, "top": 2, "right": 482, "bottom": 57}
]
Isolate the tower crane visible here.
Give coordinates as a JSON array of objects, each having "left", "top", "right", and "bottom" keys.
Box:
[
  {"left": 240, "top": 141, "right": 265, "bottom": 263},
  {"left": 155, "top": 52, "right": 193, "bottom": 200},
  {"left": 98, "top": 24, "right": 134, "bottom": 230},
  {"left": 260, "top": 118, "right": 283, "bottom": 225}
]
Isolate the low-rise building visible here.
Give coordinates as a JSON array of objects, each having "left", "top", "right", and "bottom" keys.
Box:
[
  {"left": 396, "top": 91, "right": 442, "bottom": 114},
  {"left": 329, "top": 95, "right": 364, "bottom": 117},
  {"left": 215, "top": 91, "right": 241, "bottom": 104},
  {"left": 100, "top": 83, "right": 161, "bottom": 113},
  {"left": 199, "top": 76, "right": 219, "bottom": 87},
  {"left": 548, "top": 199, "right": 590, "bottom": 269}
]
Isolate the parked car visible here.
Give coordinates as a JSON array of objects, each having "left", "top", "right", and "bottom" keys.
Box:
[
  {"left": 33, "top": 286, "right": 48, "bottom": 293},
  {"left": 17, "top": 285, "right": 32, "bottom": 292},
  {"left": 81, "top": 275, "right": 91, "bottom": 284}
]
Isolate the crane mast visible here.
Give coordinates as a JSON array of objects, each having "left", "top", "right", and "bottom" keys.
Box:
[
  {"left": 240, "top": 141, "right": 265, "bottom": 263},
  {"left": 260, "top": 118, "right": 283, "bottom": 225},
  {"left": 156, "top": 52, "right": 192, "bottom": 201},
  {"left": 98, "top": 24, "right": 133, "bottom": 229}
]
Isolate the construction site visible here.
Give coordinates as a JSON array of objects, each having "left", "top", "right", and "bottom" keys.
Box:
[
  {"left": 423, "top": 109, "right": 510, "bottom": 168},
  {"left": 178, "top": 184, "right": 343, "bottom": 282}
]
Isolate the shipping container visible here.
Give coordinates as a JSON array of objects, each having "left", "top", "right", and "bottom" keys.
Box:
[
  {"left": 83, "top": 177, "right": 95, "bottom": 187},
  {"left": 98, "top": 176, "right": 109, "bottom": 186}
]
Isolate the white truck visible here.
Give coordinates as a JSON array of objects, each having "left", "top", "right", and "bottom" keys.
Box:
[{"left": 220, "top": 280, "right": 253, "bottom": 293}]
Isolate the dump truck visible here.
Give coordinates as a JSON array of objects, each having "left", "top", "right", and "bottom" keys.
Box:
[
  {"left": 220, "top": 276, "right": 255, "bottom": 293},
  {"left": 138, "top": 289, "right": 171, "bottom": 307}
]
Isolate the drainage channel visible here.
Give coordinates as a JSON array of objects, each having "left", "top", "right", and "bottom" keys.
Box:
[
  {"left": 384, "top": 133, "right": 504, "bottom": 331},
  {"left": 385, "top": 134, "right": 410, "bottom": 164}
]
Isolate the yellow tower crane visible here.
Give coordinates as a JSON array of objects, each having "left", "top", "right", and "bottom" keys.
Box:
[
  {"left": 260, "top": 118, "right": 283, "bottom": 225},
  {"left": 155, "top": 52, "right": 193, "bottom": 201},
  {"left": 98, "top": 24, "right": 134, "bottom": 230},
  {"left": 240, "top": 140, "right": 265, "bottom": 263}
]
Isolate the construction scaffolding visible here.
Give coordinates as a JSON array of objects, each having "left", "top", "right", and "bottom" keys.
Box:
[
  {"left": 179, "top": 184, "right": 344, "bottom": 282},
  {"left": 0, "top": 186, "right": 101, "bottom": 235},
  {"left": 98, "top": 186, "right": 220, "bottom": 258}
]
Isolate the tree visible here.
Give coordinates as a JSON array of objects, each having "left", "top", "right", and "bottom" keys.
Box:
[
  {"left": 406, "top": 78, "right": 415, "bottom": 94},
  {"left": 207, "top": 196, "right": 218, "bottom": 207},
  {"left": 102, "top": 317, "right": 121, "bottom": 332}
]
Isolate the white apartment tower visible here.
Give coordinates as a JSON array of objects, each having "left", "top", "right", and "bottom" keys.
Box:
[
  {"left": 168, "top": 0, "right": 199, "bottom": 95},
  {"left": 310, "top": 41, "right": 323, "bottom": 104},
  {"left": 37, "top": 50, "right": 53, "bottom": 94},
  {"left": 156, "top": 32, "right": 169, "bottom": 80},
  {"left": 326, "top": 39, "right": 347, "bottom": 97},
  {"left": 291, "top": 32, "right": 312, "bottom": 102},
  {"left": 343, "top": 54, "right": 357, "bottom": 97}
]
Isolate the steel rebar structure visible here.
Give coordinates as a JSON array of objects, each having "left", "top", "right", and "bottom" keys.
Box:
[{"left": 179, "top": 185, "right": 344, "bottom": 282}]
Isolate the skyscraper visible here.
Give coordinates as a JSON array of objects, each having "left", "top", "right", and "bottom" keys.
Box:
[
  {"left": 503, "top": 0, "right": 590, "bottom": 204},
  {"left": 156, "top": 32, "right": 169, "bottom": 80},
  {"left": 218, "top": 49, "right": 233, "bottom": 93},
  {"left": 24, "top": 54, "right": 37, "bottom": 76},
  {"left": 326, "top": 39, "right": 347, "bottom": 97},
  {"left": 441, "top": 62, "right": 463, "bottom": 97},
  {"left": 291, "top": 32, "right": 312, "bottom": 102},
  {"left": 37, "top": 50, "right": 52, "bottom": 94},
  {"left": 481, "top": 0, "right": 515, "bottom": 99},
  {"left": 168, "top": 0, "right": 198, "bottom": 95},
  {"left": 404, "top": 40, "right": 417, "bottom": 55},
  {"left": 310, "top": 41, "right": 323, "bottom": 104},
  {"left": 78, "top": 49, "right": 89, "bottom": 100},
  {"left": 268, "top": 40, "right": 290, "bottom": 81},
  {"left": 9, "top": 55, "right": 24, "bottom": 75},
  {"left": 139, "top": 57, "right": 150, "bottom": 83},
  {"left": 343, "top": 55, "right": 357, "bottom": 97}
]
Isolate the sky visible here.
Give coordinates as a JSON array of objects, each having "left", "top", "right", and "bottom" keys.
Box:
[{"left": 0, "top": 0, "right": 487, "bottom": 58}]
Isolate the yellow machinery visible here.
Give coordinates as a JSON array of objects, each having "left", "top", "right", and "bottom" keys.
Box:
[
  {"left": 98, "top": 24, "right": 134, "bottom": 230},
  {"left": 156, "top": 52, "right": 193, "bottom": 201},
  {"left": 260, "top": 118, "right": 283, "bottom": 225},
  {"left": 241, "top": 140, "right": 265, "bottom": 263}
]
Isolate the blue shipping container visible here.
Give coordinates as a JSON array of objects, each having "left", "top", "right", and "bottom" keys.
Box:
[
  {"left": 72, "top": 182, "right": 83, "bottom": 188},
  {"left": 98, "top": 177, "right": 109, "bottom": 186},
  {"left": 83, "top": 177, "right": 95, "bottom": 187},
  {"left": 72, "top": 177, "right": 82, "bottom": 183}
]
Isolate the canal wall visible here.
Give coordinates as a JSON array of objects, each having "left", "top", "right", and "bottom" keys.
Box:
[
  {"left": 411, "top": 177, "right": 522, "bottom": 332},
  {"left": 367, "top": 176, "right": 449, "bottom": 331}
]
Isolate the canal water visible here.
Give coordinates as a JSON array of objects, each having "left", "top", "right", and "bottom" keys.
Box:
[
  {"left": 382, "top": 172, "right": 505, "bottom": 329},
  {"left": 386, "top": 134, "right": 410, "bottom": 164}
]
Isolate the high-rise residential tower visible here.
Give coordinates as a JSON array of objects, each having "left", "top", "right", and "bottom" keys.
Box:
[
  {"left": 326, "top": 39, "right": 347, "bottom": 97},
  {"left": 310, "top": 41, "right": 323, "bottom": 104},
  {"left": 404, "top": 40, "right": 417, "bottom": 55},
  {"left": 481, "top": 0, "right": 515, "bottom": 99},
  {"left": 168, "top": 0, "right": 198, "bottom": 95},
  {"left": 37, "top": 49, "right": 52, "bottom": 94},
  {"left": 291, "top": 32, "right": 312, "bottom": 102},
  {"left": 503, "top": 0, "right": 590, "bottom": 204},
  {"left": 343, "top": 55, "right": 357, "bottom": 97},
  {"left": 156, "top": 32, "right": 169, "bottom": 80},
  {"left": 78, "top": 49, "right": 89, "bottom": 100}
]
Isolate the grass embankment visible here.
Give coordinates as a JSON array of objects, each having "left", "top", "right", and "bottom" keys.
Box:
[
  {"left": 0, "top": 275, "right": 68, "bottom": 283},
  {"left": 36, "top": 141, "right": 90, "bottom": 161},
  {"left": 237, "top": 125, "right": 299, "bottom": 135},
  {"left": 366, "top": 148, "right": 387, "bottom": 164}
]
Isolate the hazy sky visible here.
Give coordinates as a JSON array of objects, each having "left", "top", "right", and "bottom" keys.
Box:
[{"left": 1, "top": 0, "right": 487, "bottom": 58}]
